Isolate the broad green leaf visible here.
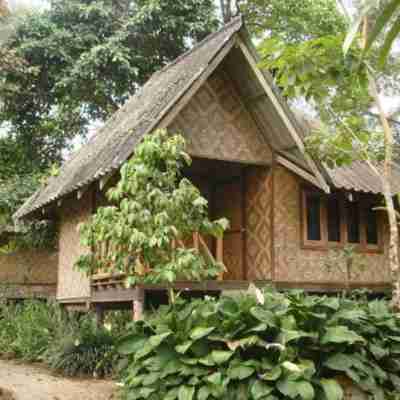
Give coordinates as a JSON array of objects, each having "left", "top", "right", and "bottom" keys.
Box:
[
  {"left": 140, "top": 387, "right": 156, "bottom": 399},
  {"left": 282, "top": 330, "right": 316, "bottom": 344},
  {"left": 324, "top": 353, "right": 357, "bottom": 372},
  {"left": 321, "top": 326, "right": 364, "bottom": 345},
  {"left": 343, "top": 14, "right": 363, "bottom": 55},
  {"left": 251, "top": 380, "right": 273, "bottom": 400},
  {"left": 206, "top": 372, "right": 222, "bottom": 385},
  {"left": 260, "top": 366, "right": 282, "bottom": 381},
  {"left": 117, "top": 335, "right": 146, "bottom": 355},
  {"left": 297, "top": 381, "right": 315, "bottom": 400},
  {"left": 178, "top": 385, "right": 195, "bottom": 400},
  {"left": 197, "top": 386, "right": 211, "bottom": 400},
  {"left": 135, "top": 332, "right": 172, "bottom": 360},
  {"left": 320, "top": 379, "right": 344, "bottom": 400},
  {"left": 228, "top": 365, "right": 255, "bottom": 380},
  {"left": 211, "top": 350, "right": 233, "bottom": 365},
  {"left": 190, "top": 327, "right": 215, "bottom": 340},
  {"left": 278, "top": 379, "right": 314, "bottom": 400},
  {"left": 250, "top": 307, "right": 277, "bottom": 326},
  {"left": 282, "top": 361, "right": 302, "bottom": 373},
  {"left": 379, "top": 16, "right": 400, "bottom": 66},
  {"left": 165, "top": 387, "right": 179, "bottom": 400},
  {"left": 364, "top": 0, "right": 400, "bottom": 54},
  {"left": 369, "top": 343, "right": 388, "bottom": 360},
  {"left": 176, "top": 341, "right": 193, "bottom": 354}
]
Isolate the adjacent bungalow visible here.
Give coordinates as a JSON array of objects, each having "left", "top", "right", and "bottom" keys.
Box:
[
  {"left": 15, "top": 17, "right": 400, "bottom": 317},
  {"left": 0, "top": 225, "right": 57, "bottom": 300}
]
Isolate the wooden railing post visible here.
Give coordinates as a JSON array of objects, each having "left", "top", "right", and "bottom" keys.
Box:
[
  {"left": 193, "top": 232, "right": 200, "bottom": 251},
  {"left": 133, "top": 288, "right": 145, "bottom": 321},
  {"left": 216, "top": 237, "right": 224, "bottom": 281}
]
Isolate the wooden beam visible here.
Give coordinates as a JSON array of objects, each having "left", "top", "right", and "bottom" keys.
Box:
[
  {"left": 99, "top": 173, "right": 113, "bottom": 191},
  {"left": 276, "top": 155, "right": 325, "bottom": 191},
  {"left": 235, "top": 38, "right": 330, "bottom": 194},
  {"left": 242, "top": 92, "right": 267, "bottom": 105}
]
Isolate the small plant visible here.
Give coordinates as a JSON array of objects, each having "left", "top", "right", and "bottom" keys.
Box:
[
  {"left": 0, "top": 301, "right": 64, "bottom": 361},
  {"left": 76, "top": 130, "right": 229, "bottom": 302},
  {"left": 44, "top": 315, "right": 118, "bottom": 378}
]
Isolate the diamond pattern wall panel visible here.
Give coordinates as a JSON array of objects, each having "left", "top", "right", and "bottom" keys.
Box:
[
  {"left": 245, "top": 166, "right": 272, "bottom": 280},
  {"left": 169, "top": 68, "right": 272, "bottom": 165}
]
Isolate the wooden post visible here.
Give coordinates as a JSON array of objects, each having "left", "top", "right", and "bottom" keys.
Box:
[
  {"left": 94, "top": 304, "right": 105, "bottom": 327},
  {"left": 133, "top": 288, "right": 145, "bottom": 321},
  {"left": 217, "top": 237, "right": 224, "bottom": 281},
  {"left": 193, "top": 232, "right": 199, "bottom": 251}
]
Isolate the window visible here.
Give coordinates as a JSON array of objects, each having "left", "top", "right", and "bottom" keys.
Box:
[
  {"left": 306, "top": 194, "right": 321, "bottom": 241},
  {"left": 302, "top": 189, "right": 381, "bottom": 251},
  {"left": 327, "top": 197, "right": 341, "bottom": 242},
  {"left": 346, "top": 200, "right": 360, "bottom": 244},
  {"left": 366, "top": 205, "right": 379, "bottom": 245}
]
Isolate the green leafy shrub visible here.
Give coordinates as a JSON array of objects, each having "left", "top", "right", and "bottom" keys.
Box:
[
  {"left": 0, "top": 301, "right": 120, "bottom": 378},
  {"left": 44, "top": 315, "right": 118, "bottom": 378},
  {"left": 76, "top": 130, "right": 228, "bottom": 288},
  {"left": 118, "top": 289, "right": 400, "bottom": 400},
  {"left": 0, "top": 301, "right": 64, "bottom": 361}
]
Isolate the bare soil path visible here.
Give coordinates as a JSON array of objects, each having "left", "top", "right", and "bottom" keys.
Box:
[{"left": 0, "top": 360, "right": 116, "bottom": 400}]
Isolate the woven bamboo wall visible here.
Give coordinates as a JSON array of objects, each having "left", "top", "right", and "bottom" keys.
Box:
[
  {"left": 273, "top": 165, "right": 391, "bottom": 283},
  {"left": 245, "top": 166, "right": 273, "bottom": 280},
  {"left": 57, "top": 189, "right": 92, "bottom": 300},
  {"left": 0, "top": 249, "right": 57, "bottom": 284},
  {"left": 169, "top": 67, "right": 272, "bottom": 165}
]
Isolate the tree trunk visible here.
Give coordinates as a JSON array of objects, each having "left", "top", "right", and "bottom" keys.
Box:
[
  {"left": 361, "top": 16, "right": 400, "bottom": 309},
  {"left": 369, "top": 75, "right": 400, "bottom": 309},
  {"left": 219, "top": 0, "right": 232, "bottom": 23}
]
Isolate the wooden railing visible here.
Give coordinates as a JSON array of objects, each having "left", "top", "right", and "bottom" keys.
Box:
[{"left": 91, "top": 233, "right": 225, "bottom": 287}]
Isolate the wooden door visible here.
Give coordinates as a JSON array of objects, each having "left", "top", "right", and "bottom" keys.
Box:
[{"left": 213, "top": 178, "right": 245, "bottom": 280}]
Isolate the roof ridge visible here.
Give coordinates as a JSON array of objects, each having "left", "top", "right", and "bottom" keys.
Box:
[{"left": 153, "top": 15, "right": 242, "bottom": 77}]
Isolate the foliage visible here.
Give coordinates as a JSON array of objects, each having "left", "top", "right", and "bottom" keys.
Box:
[
  {"left": 0, "top": 301, "right": 64, "bottom": 361},
  {"left": 0, "top": 171, "right": 57, "bottom": 252},
  {"left": 258, "top": 27, "right": 388, "bottom": 167},
  {"left": 0, "top": 0, "right": 218, "bottom": 172},
  {"left": 118, "top": 289, "right": 400, "bottom": 400},
  {"left": 241, "top": 0, "right": 346, "bottom": 43},
  {"left": 361, "top": 0, "right": 400, "bottom": 66},
  {"left": 76, "top": 130, "right": 228, "bottom": 286},
  {"left": 0, "top": 301, "right": 122, "bottom": 377},
  {"left": 44, "top": 315, "right": 118, "bottom": 378}
]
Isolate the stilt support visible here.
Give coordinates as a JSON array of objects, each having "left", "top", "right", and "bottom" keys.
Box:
[
  {"left": 133, "top": 288, "right": 145, "bottom": 321},
  {"left": 95, "top": 304, "right": 105, "bottom": 327}
]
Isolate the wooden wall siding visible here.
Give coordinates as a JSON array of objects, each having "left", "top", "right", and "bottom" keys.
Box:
[
  {"left": 273, "top": 165, "right": 391, "bottom": 283},
  {"left": 57, "top": 189, "right": 92, "bottom": 300},
  {"left": 169, "top": 68, "right": 272, "bottom": 165},
  {"left": 245, "top": 166, "right": 273, "bottom": 280},
  {"left": 0, "top": 249, "right": 57, "bottom": 284}
]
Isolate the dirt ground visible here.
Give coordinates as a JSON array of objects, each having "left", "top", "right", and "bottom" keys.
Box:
[{"left": 0, "top": 360, "right": 117, "bottom": 400}]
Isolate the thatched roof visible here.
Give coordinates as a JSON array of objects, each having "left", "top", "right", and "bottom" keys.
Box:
[
  {"left": 15, "top": 16, "right": 400, "bottom": 219},
  {"left": 16, "top": 17, "right": 244, "bottom": 218}
]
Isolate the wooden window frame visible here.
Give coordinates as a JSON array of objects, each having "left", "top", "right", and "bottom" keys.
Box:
[{"left": 301, "top": 187, "right": 383, "bottom": 254}]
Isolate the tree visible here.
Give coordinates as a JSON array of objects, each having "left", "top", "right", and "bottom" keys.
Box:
[
  {"left": 258, "top": 2, "right": 400, "bottom": 308},
  {"left": 0, "top": 0, "right": 218, "bottom": 172},
  {"left": 76, "top": 130, "right": 228, "bottom": 302},
  {"left": 0, "top": 0, "right": 218, "bottom": 249},
  {"left": 241, "top": 0, "right": 346, "bottom": 43}
]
